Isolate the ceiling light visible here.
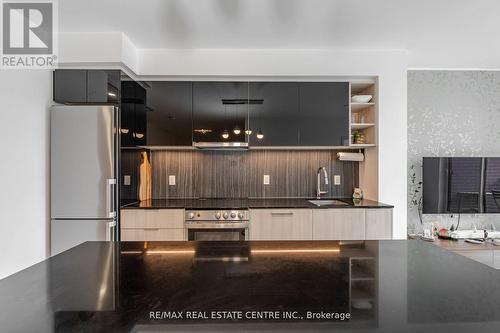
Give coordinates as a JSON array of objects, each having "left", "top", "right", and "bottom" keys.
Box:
[
  {"left": 233, "top": 126, "right": 241, "bottom": 135},
  {"left": 108, "top": 92, "right": 116, "bottom": 97},
  {"left": 256, "top": 128, "right": 264, "bottom": 140},
  {"left": 222, "top": 129, "right": 229, "bottom": 139}
]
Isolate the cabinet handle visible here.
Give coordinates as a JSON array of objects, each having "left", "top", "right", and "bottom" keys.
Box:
[
  {"left": 271, "top": 212, "right": 294, "bottom": 216},
  {"left": 143, "top": 228, "right": 160, "bottom": 231}
]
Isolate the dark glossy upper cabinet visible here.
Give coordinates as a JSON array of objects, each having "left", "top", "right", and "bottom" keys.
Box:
[
  {"left": 121, "top": 81, "right": 147, "bottom": 147},
  {"left": 249, "top": 82, "right": 300, "bottom": 146},
  {"left": 53, "top": 70, "right": 87, "bottom": 103},
  {"left": 53, "top": 69, "right": 120, "bottom": 104},
  {"left": 298, "top": 82, "right": 349, "bottom": 146},
  {"left": 192, "top": 82, "right": 248, "bottom": 144},
  {"left": 87, "top": 70, "right": 108, "bottom": 103},
  {"left": 147, "top": 82, "right": 192, "bottom": 146}
]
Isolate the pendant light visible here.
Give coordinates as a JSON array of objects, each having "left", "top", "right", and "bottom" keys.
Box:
[
  {"left": 233, "top": 126, "right": 241, "bottom": 135},
  {"left": 222, "top": 104, "right": 229, "bottom": 139},
  {"left": 245, "top": 82, "right": 253, "bottom": 136},
  {"left": 256, "top": 128, "right": 264, "bottom": 140}
]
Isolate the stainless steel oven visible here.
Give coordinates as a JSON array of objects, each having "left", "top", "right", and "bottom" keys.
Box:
[{"left": 185, "top": 210, "right": 249, "bottom": 241}]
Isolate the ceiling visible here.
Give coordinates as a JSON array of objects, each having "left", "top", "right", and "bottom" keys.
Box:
[{"left": 59, "top": 0, "right": 499, "bottom": 54}]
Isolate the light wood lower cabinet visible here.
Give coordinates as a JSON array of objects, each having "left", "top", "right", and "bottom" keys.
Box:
[
  {"left": 365, "top": 209, "right": 393, "bottom": 240},
  {"left": 313, "top": 209, "right": 366, "bottom": 240},
  {"left": 121, "top": 209, "right": 184, "bottom": 229},
  {"left": 120, "top": 209, "right": 185, "bottom": 241},
  {"left": 249, "top": 209, "right": 313, "bottom": 240}
]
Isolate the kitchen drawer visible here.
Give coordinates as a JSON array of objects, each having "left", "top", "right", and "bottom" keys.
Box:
[
  {"left": 121, "top": 228, "right": 185, "bottom": 241},
  {"left": 365, "top": 209, "right": 393, "bottom": 240},
  {"left": 249, "top": 209, "right": 312, "bottom": 240},
  {"left": 313, "top": 209, "right": 365, "bottom": 240},
  {"left": 120, "top": 209, "right": 184, "bottom": 229}
]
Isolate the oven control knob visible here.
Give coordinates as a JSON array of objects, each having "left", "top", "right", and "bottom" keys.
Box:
[
  {"left": 188, "top": 212, "right": 195, "bottom": 219},
  {"left": 215, "top": 212, "right": 222, "bottom": 219},
  {"left": 238, "top": 212, "right": 244, "bottom": 219},
  {"left": 230, "top": 212, "right": 237, "bottom": 219},
  {"left": 223, "top": 212, "right": 229, "bottom": 219}
]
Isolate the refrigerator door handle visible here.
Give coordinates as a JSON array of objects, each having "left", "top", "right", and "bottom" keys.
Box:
[
  {"left": 107, "top": 220, "right": 117, "bottom": 241},
  {"left": 106, "top": 178, "right": 117, "bottom": 218}
]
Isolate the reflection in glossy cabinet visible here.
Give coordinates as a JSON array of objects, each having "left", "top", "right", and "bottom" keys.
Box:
[
  {"left": 249, "top": 209, "right": 312, "bottom": 240},
  {"left": 192, "top": 82, "right": 248, "bottom": 143},
  {"left": 312, "top": 209, "right": 366, "bottom": 240},
  {"left": 121, "top": 81, "right": 147, "bottom": 147}
]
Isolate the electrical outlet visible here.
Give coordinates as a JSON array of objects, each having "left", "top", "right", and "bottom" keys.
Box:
[
  {"left": 123, "top": 175, "right": 131, "bottom": 186},
  {"left": 334, "top": 175, "right": 341, "bottom": 185},
  {"left": 169, "top": 175, "right": 176, "bottom": 186},
  {"left": 263, "top": 175, "right": 270, "bottom": 185}
]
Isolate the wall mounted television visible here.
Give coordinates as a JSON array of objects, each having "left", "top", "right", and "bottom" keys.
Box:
[{"left": 422, "top": 157, "right": 500, "bottom": 214}]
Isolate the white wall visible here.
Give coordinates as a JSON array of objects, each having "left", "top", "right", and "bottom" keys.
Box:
[{"left": 0, "top": 70, "right": 52, "bottom": 279}]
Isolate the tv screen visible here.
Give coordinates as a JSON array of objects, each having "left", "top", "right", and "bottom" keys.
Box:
[{"left": 422, "top": 157, "right": 500, "bottom": 214}]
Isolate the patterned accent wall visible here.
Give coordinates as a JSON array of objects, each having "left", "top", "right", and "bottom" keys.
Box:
[
  {"left": 408, "top": 71, "right": 500, "bottom": 232},
  {"left": 151, "top": 150, "right": 358, "bottom": 199}
]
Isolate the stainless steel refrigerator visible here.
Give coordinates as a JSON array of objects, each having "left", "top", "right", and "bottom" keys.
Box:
[{"left": 51, "top": 105, "right": 118, "bottom": 255}]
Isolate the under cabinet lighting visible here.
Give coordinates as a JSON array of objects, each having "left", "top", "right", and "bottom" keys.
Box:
[
  {"left": 251, "top": 248, "right": 340, "bottom": 254},
  {"left": 121, "top": 250, "right": 195, "bottom": 255},
  {"left": 108, "top": 92, "right": 116, "bottom": 97}
]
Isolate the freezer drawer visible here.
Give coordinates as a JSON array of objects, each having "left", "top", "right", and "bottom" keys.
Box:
[{"left": 51, "top": 219, "right": 115, "bottom": 256}]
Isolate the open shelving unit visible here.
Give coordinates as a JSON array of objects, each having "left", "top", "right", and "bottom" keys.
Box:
[{"left": 349, "top": 83, "right": 377, "bottom": 147}]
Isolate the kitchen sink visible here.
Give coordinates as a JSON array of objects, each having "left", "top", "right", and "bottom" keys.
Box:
[{"left": 308, "top": 199, "right": 349, "bottom": 206}]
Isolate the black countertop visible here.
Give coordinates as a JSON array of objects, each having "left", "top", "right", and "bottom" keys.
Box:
[
  {"left": 2, "top": 240, "right": 500, "bottom": 332},
  {"left": 121, "top": 198, "right": 393, "bottom": 210}
]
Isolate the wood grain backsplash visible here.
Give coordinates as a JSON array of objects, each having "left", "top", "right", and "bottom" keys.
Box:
[{"left": 150, "top": 150, "right": 358, "bottom": 198}]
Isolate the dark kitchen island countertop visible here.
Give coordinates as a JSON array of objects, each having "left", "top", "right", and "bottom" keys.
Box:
[
  {"left": 121, "top": 198, "right": 394, "bottom": 210},
  {"left": 2, "top": 240, "right": 500, "bottom": 332}
]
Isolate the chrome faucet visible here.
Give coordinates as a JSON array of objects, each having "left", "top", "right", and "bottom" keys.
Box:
[{"left": 316, "top": 167, "right": 329, "bottom": 199}]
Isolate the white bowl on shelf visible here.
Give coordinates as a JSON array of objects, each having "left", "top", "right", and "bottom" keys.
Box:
[{"left": 351, "top": 95, "right": 373, "bottom": 103}]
